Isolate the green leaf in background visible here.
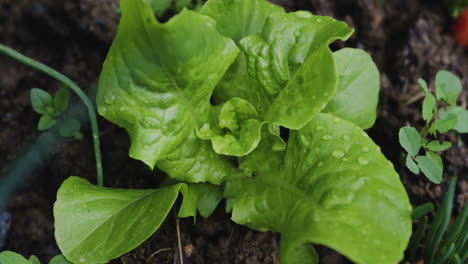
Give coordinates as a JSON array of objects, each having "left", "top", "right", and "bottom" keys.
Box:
[
  {"left": 435, "top": 70, "right": 462, "bottom": 105},
  {"left": 399, "top": 126, "right": 421, "bottom": 156},
  {"left": 415, "top": 156, "right": 443, "bottom": 184},
  {"left": 31, "top": 88, "right": 53, "bottom": 116},
  {"left": 225, "top": 113, "right": 412, "bottom": 264},
  {"left": 418, "top": 78, "right": 429, "bottom": 94},
  {"left": 426, "top": 140, "right": 452, "bottom": 152},
  {"left": 54, "top": 177, "right": 185, "bottom": 264},
  {"left": 48, "top": 255, "right": 71, "bottom": 264},
  {"left": 59, "top": 119, "right": 81, "bottom": 138},
  {"left": 197, "top": 98, "right": 264, "bottom": 156},
  {"left": 426, "top": 151, "right": 443, "bottom": 169},
  {"left": 323, "top": 48, "right": 380, "bottom": 129},
  {"left": 439, "top": 106, "right": 468, "bottom": 133},
  {"left": 53, "top": 86, "right": 70, "bottom": 114},
  {"left": 97, "top": 0, "right": 240, "bottom": 183},
  {"left": 430, "top": 113, "right": 458, "bottom": 134},
  {"left": 38, "top": 115, "right": 57, "bottom": 131},
  {"left": 0, "top": 251, "right": 32, "bottom": 264},
  {"left": 28, "top": 256, "right": 40, "bottom": 264},
  {"left": 406, "top": 155, "right": 420, "bottom": 174},
  {"left": 422, "top": 93, "right": 436, "bottom": 122},
  {"left": 179, "top": 183, "right": 222, "bottom": 219}
]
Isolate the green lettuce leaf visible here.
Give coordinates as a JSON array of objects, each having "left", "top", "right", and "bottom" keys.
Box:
[
  {"left": 197, "top": 98, "right": 264, "bottom": 156},
  {"left": 97, "top": 0, "right": 240, "bottom": 183},
  {"left": 178, "top": 183, "right": 223, "bottom": 219},
  {"left": 200, "top": 0, "right": 284, "bottom": 42},
  {"left": 225, "top": 113, "right": 412, "bottom": 264},
  {"left": 323, "top": 48, "right": 380, "bottom": 129},
  {"left": 0, "top": 252, "right": 33, "bottom": 264},
  {"left": 54, "top": 177, "right": 185, "bottom": 264},
  {"left": 203, "top": 0, "right": 353, "bottom": 130}
]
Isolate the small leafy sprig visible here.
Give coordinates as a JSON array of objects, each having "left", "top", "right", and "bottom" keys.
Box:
[
  {"left": 404, "top": 177, "right": 467, "bottom": 264},
  {"left": 0, "top": 252, "right": 71, "bottom": 264},
  {"left": 30, "top": 86, "right": 81, "bottom": 138},
  {"left": 399, "top": 70, "right": 467, "bottom": 183}
]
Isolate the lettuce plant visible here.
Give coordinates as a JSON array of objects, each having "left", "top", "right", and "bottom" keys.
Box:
[{"left": 1, "top": 0, "right": 413, "bottom": 263}]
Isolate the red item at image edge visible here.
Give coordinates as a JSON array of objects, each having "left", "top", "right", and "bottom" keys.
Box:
[{"left": 454, "top": 9, "right": 468, "bottom": 47}]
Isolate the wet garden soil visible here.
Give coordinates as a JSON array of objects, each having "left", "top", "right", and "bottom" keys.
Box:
[{"left": 0, "top": 0, "right": 467, "bottom": 263}]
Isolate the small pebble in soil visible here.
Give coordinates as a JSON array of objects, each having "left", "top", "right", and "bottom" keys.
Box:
[{"left": 0, "top": 211, "right": 12, "bottom": 249}]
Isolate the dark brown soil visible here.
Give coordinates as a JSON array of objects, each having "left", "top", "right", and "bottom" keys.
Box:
[{"left": 0, "top": 0, "right": 466, "bottom": 263}]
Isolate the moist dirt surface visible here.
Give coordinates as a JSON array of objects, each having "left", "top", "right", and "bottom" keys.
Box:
[{"left": 0, "top": 0, "right": 467, "bottom": 263}]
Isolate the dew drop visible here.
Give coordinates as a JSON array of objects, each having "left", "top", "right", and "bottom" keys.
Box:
[
  {"left": 294, "top": 31, "right": 301, "bottom": 38},
  {"left": 119, "top": 106, "right": 125, "bottom": 112},
  {"left": 362, "top": 146, "right": 369, "bottom": 152},
  {"left": 318, "top": 162, "right": 323, "bottom": 167},
  {"left": 316, "top": 18, "right": 323, "bottom": 23},
  {"left": 104, "top": 93, "right": 115, "bottom": 104},
  {"left": 322, "top": 134, "right": 332, "bottom": 140},
  {"left": 315, "top": 126, "right": 324, "bottom": 131},
  {"left": 295, "top": 11, "right": 313, "bottom": 19},
  {"left": 358, "top": 156, "right": 368, "bottom": 165},
  {"left": 332, "top": 150, "right": 345, "bottom": 158},
  {"left": 375, "top": 146, "right": 381, "bottom": 152},
  {"left": 98, "top": 106, "right": 107, "bottom": 114},
  {"left": 343, "top": 135, "right": 351, "bottom": 141},
  {"left": 332, "top": 116, "right": 340, "bottom": 123}
]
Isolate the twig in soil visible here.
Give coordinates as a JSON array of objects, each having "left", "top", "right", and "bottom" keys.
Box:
[
  {"left": 145, "top": 248, "right": 173, "bottom": 263},
  {"left": 175, "top": 210, "right": 184, "bottom": 264},
  {"left": 0, "top": 44, "right": 104, "bottom": 186}
]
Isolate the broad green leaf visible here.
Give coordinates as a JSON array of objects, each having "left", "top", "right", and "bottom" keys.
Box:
[
  {"left": 418, "top": 78, "right": 429, "bottom": 94},
  {"left": 31, "top": 88, "right": 53, "bottom": 116},
  {"left": 200, "top": 0, "right": 285, "bottom": 42},
  {"left": 29, "top": 256, "right": 40, "bottom": 264},
  {"left": 197, "top": 98, "right": 264, "bottom": 156},
  {"left": 48, "top": 255, "right": 71, "bottom": 264},
  {"left": 179, "top": 183, "right": 222, "bottom": 219},
  {"left": 435, "top": 70, "right": 462, "bottom": 105},
  {"left": 0, "top": 251, "right": 32, "bottom": 264},
  {"left": 422, "top": 93, "right": 436, "bottom": 122},
  {"left": 426, "top": 151, "right": 443, "bottom": 169},
  {"left": 439, "top": 106, "right": 468, "bottom": 133},
  {"left": 399, "top": 126, "right": 421, "bottom": 156},
  {"left": 59, "top": 119, "right": 81, "bottom": 137},
  {"left": 38, "top": 115, "right": 57, "bottom": 131},
  {"left": 426, "top": 140, "right": 452, "bottom": 152},
  {"left": 97, "top": 0, "right": 240, "bottom": 183},
  {"left": 53, "top": 86, "right": 70, "bottom": 114},
  {"left": 406, "top": 155, "right": 420, "bottom": 174},
  {"left": 204, "top": 2, "right": 353, "bottom": 129},
  {"left": 54, "top": 176, "right": 185, "bottom": 264},
  {"left": 242, "top": 12, "right": 354, "bottom": 128},
  {"left": 323, "top": 48, "right": 380, "bottom": 129},
  {"left": 225, "top": 113, "right": 412, "bottom": 264},
  {"left": 415, "top": 156, "right": 443, "bottom": 183},
  {"left": 430, "top": 113, "right": 458, "bottom": 134}
]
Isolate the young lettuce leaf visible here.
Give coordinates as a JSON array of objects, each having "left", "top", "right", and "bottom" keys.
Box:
[
  {"left": 202, "top": 0, "right": 354, "bottom": 130},
  {"left": 54, "top": 177, "right": 185, "bottom": 264},
  {"left": 0, "top": 251, "right": 33, "bottom": 264},
  {"left": 323, "top": 48, "right": 380, "bottom": 129},
  {"left": 224, "top": 113, "right": 412, "bottom": 264},
  {"left": 97, "top": 0, "right": 240, "bottom": 183}
]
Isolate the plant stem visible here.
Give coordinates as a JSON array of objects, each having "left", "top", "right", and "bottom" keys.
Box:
[{"left": 0, "top": 44, "right": 104, "bottom": 186}]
